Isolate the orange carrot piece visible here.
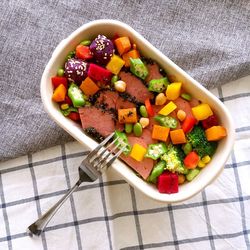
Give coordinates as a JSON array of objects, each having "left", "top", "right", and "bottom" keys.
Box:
[
  {"left": 170, "top": 129, "right": 186, "bottom": 144},
  {"left": 118, "top": 108, "right": 138, "bottom": 124},
  {"left": 122, "top": 49, "right": 140, "bottom": 67},
  {"left": 114, "top": 37, "right": 131, "bottom": 55},
  {"left": 80, "top": 77, "right": 100, "bottom": 96},
  {"left": 52, "top": 84, "right": 67, "bottom": 102},
  {"left": 152, "top": 125, "right": 170, "bottom": 142},
  {"left": 205, "top": 126, "right": 227, "bottom": 141}
]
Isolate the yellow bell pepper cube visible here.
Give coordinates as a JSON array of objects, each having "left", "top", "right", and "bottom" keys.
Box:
[
  {"left": 158, "top": 101, "right": 177, "bottom": 116},
  {"left": 191, "top": 103, "right": 213, "bottom": 120},
  {"left": 166, "top": 82, "right": 182, "bottom": 100},
  {"left": 106, "top": 54, "right": 125, "bottom": 75},
  {"left": 130, "top": 143, "right": 147, "bottom": 161}
]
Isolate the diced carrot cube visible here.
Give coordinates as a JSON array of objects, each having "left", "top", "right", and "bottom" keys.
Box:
[
  {"left": 170, "top": 129, "right": 186, "bottom": 144},
  {"left": 114, "top": 36, "right": 131, "bottom": 55},
  {"left": 80, "top": 77, "right": 100, "bottom": 96},
  {"left": 152, "top": 125, "right": 170, "bottom": 142}
]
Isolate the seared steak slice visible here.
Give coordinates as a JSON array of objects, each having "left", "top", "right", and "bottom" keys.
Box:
[
  {"left": 120, "top": 136, "right": 154, "bottom": 180},
  {"left": 145, "top": 63, "right": 164, "bottom": 82},
  {"left": 96, "top": 90, "right": 119, "bottom": 109},
  {"left": 119, "top": 71, "right": 153, "bottom": 103},
  {"left": 79, "top": 106, "right": 115, "bottom": 138},
  {"left": 115, "top": 96, "right": 136, "bottom": 110}
]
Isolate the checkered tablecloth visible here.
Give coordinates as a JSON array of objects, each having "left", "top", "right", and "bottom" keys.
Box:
[{"left": 0, "top": 76, "right": 249, "bottom": 250}]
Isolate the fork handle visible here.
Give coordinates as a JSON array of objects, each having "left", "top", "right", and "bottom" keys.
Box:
[{"left": 27, "top": 179, "right": 82, "bottom": 236}]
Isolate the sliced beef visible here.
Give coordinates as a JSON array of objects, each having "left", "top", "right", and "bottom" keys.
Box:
[
  {"left": 145, "top": 63, "right": 164, "bottom": 82},
  {"left": 119, "top": 71, "right": 154, "bottom": 103},
  {"left": 96, "top": 89, "right": 136, "bottom": 111},
  {"left": 189, "top": 97, "right": 200, "bottom": 107},
  {"left": 96, "top": 90, "right": 119, "bottom": 109},
  {"left": 120, "top": 136, "right": 154, "bottom": 180},
  {"left": 173, "top": 97, "right": 194, "bottom": 118},
  {"left": 115, "top": 96, "right": 136, "bottom": 110},
  {"left": 79, "top": 106, "right": 115, "bottom": 138}
]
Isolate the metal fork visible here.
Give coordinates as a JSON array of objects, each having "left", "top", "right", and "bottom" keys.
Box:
[{"left": 27, "top": 132, "right": 125, "bottom": 236}]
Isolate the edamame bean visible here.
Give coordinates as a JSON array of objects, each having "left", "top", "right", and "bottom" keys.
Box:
[
  {"left": 125, "top": 123, "right": 133, "bottom": 134},
  {"left": 182, "top": 142, "right": 192, "bottom": 155},
  {"left": 181, "top": 93, "right": 192, "bottom": 101},
  {"left": 148, "top": 161, "right": 166, "bottom": 183},
  {"left": 66, "top": 51, "right": 75, "bottom": 60},
  {"left": 186, "top": 168, "right": 200, "bottom": 181},
  {"left": 139, "top": 105, "right": 148, "bottom": 118},
  {"left": 133, "top": 122, "right": 143, "bottom": 137},
  {"left": 80, "top": 40, "right": 91, "bottom": 46},
  {"left": 57, "top": 68, "right": 64, "bottom": 76},
  {"left": 111, "top": 75, "right": 119, "bottom": 84}
]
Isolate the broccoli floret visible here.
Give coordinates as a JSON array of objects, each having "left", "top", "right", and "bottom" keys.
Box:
[
  {"left": 187, "top": 125, "right": 217, "bottom": 157},
  {"left": 161, "top": 144, "right": 188, "bottom": 174}
]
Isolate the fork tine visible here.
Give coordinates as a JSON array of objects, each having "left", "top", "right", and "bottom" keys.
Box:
[
  {"left": 93, "top": 139, "right": 120, "bottom": 170},
  {"left": 106, "top": 144, "right": 127, "bottom": 168},
  {"left": 95, "top": 137, "right": 119, "bottom": 158},
  {"left": 95, "top": 143, "right": 127, "bottom": 172},
  {"left": 87, "top": 132, "right": 115, "bottom": 159}
]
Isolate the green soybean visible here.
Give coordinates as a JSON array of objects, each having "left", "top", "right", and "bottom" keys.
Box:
[
  {"left": 111, "top": 75, "right": 119, "bottom": 84},
  {"left": 139, "top": 105, "right": 148, "bottom": 118},
  {"left": 186, "top": 168, "right": 200, "bottom": 181},
  {"left": 57, "top": 68, "right": 64, "bottom": 76},
  {"left": 182, "top": 142, "right": 192, "bottom": 155},
  {"left": 66, "top": 51, "right": 75, "bottom": 60},
  {"left": 133, "top": 123, "right": 143, "bottom": 137},
  {"left": 181, "top": 93, "right": 192, "bottom": 101},
  {"left": 125, "top": 123, "right": 133, "bottom": 134},
  {"left": 80, "top": 40, "right": 91, "bottom": 46}
]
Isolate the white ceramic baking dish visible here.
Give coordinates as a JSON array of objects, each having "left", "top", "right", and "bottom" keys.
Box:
[{"left": 40, "top": 19, "right": 235, "bottom": 203}]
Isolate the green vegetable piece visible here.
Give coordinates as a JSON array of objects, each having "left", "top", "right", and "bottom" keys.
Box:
[
  {"left": 186, "top": 168, "right": 200, "bottom": 181},
  {"left": 154, "top": 115, "right": 177, "bottom": 129},
  {"left": 111, "top": 75, "right": 119, "bottom": 84},
  {"left": 133, "top": 122, "right": 143, "bottom": 137},
  {"left": 182, "top": 142, "right": 192, "bottom": 155},
  {"left": 114, "top": 130, "right": 131, "bottom": 155},
  {"left": 187, "top": 125, "right": 218, "bottom": 157},
  {"left": 68, "top": 83, "right": 85, "bottom": 108},
  {"left": 60, "top": 107, "right": 78, "bottom": 116},
  {"left": 66, "top": 51, "right": 75, "bottom": 60},
  {"left": 161, "top": 144, "right": 188, "bottom": 174},
  {"left": 145, "top": 143, "right": 167, "bottom": 160},
  {"left": 139, "top": 105, "right": 148, "bottom": 118},
  {"left": 181, "top": 93, "right": 192, "bottom": 101},
  {"left": 80, "top": 40, "right": 91, "bottom": 46},
  {"left": 125, "top": 123, "right": 133, "bottom": 134},
  {"left": 148, "top": 77, "right": 169, "bottom": 93},
  {"left": 148, "top": 160, "right": 166, "bottom": 183},
  {"left": 130, "top": 58, "right": 148, "bottom": 80},
  {"left": 57, "top": 68, "right": 64, "bottom": 77}
]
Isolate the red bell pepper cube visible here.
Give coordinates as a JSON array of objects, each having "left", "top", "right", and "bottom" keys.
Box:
[
  {"left": 88, "top": 63, "right": 112, "bottom": 84},
  {"left": 145, "top": 98, "right": 154, "bottom": 117},
  {"left": 157, "top": 172, "right": 179, "bottom": 194},
  {"left": 61, "top": 95, "right": 73, "bottom": 106},
  {"left": 68, "top": 112, "right": 80, "bottom": 121},
  {"left": 51, "top": 76, "right": 68, "bottom": 89},
  {"left": 184, "top": 151, "right": 199, "bottom": 169},
  {"left": 202, "top": 114, "right": 219, "bottom": 130},
  {"left": 182, "top": 116, "right": 196, "bottom": 133},
  {"left": 76, "top": 44, "right": 93, "bottom": 60}
]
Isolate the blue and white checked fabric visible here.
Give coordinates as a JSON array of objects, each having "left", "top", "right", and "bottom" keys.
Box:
[{"left": 0, "top": 76, "right": 249, "bottom": 250}]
